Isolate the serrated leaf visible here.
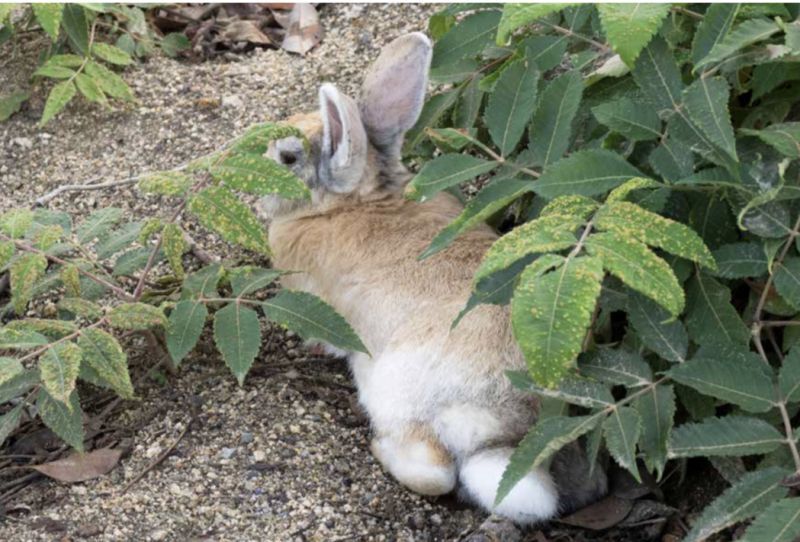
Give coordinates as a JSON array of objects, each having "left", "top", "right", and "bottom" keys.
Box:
[
  {"left": 0, "top": 357, "right": 23, "bottom": 386},
  {"left": 511, "top": 256, "right": 604, "bottom": 387},
  {"left": 485, "top": 59, "right": 540, "bottom": 156},
  {"left": 585, "top": 231, "right": 683, "bottom": 316},
  {"left": 690, "top": 4, "right": 740, "bottom": 65},
  {"left": 166, "top": 300, "right": 207, "bottom": 366},
  {"left": 649, "top": 137, "right": 694, "bottom": 182},
  {"left": 627, "top": 291, "right": 688, "bottom": 362},
  {"left": 578, "top": 348, "right": 652, "bottom": 387},
  {"left": 211, "top": 154, "right": 310, "bottom": 200},
  {"left": 592, "top": 97, "right": 661, "bottom": 142},
  {"left": 229, "top": 267, "right": 282, "bottom": 298},
  {"left": 521, "top": 34, "right": 569, "bottom": 72},
  {"left": 10, "top": 253, "right": 47, "bottom": 315},
  {"left": 107, "top": 303, "right": 167, "bottom": 330},
  {"left": 181, "top": 264, "right": 223, "bottom": 300},
  {"left": 740, "top": 497, "right": 800, "bottom": 542},
  {"left": 405, "top": 90, "right": 460, "bottom": 152},
  {"left": 779, "top": 346, "right": 800, "bottom": 403},
  {"left": 188, "top": 186, "right": 270, "bottom": 256},
  {"left": 496, "top": 3, "right": 570, "bottom": 44},
  {"left": 39, "top": 80, "right": 76, "bottom": 126},
  {"left": 160, "top": 32, "right": 190, "bottom": 57},
  {"left": 261, "top": 290, "right": 367, "bottom": 354},
  {"left": 712, "top": 242, "right": 768, "bottom": 278},
  {"left": 33, "top": 224, "right": 63, "bottom": 251},
  {"left": 529, "top": 70, "right": 582, "bottom": 167},
  {"left": 632, "top": 36, "right": 683, "bottom": 112},
  {"left": 685, "top": 272, "right": 750, "bottom": 345},
  {"left": 419, "top": 179, "right": 533, "bottom": 259},
  {"left": 668, "top": 356, "right": 776, "bottom": 413},
  {"left": 533, "top": 149, "right": 643, "bottom": 200},
  {"left": 774, "top": 257, "right": 800, "bottom": 310},
  {"left": 405, "top": 154, "right": 498, "bottom": 201},
  {"left": 495, "top": 413, "right": 602, "bottom": 506},
  {"left": 603, "top": 406, "right": 641, "bottom": 481},
  {"left": 0, "top": 328, "right": 49, "bottom": 350},
  {"left": 61, "top": 4, "right": 88, "bottom": 54},
  {"left": 75, "top": 73, "right": 106, "bottom": 104},
  {"left": 5, "top": 318, "right": 77, "bottom": 340},
  {"left": 597, "top": 4, "right": 670, "bottom": 67},
  {"left": 474, "top": 215, "right": 581, "bottom": 283},
  {"left": 78, "top": 329, "right": 133, "bottom": 399},
  {"left": 425, "top": 127, "right": 475, "bottom": 151},
  {"left": 57, "top": 297, "right": 103, "bottom": 320},
  {"left": 433, "top": 10, "right": 501, "bottom": 67},
  {"left": 213, "top": 303, "right": 261, "bottom": 385},
  {"left": 741, "top": 122, "right": 800, "bottom": 159},
  {"left": 162, "top": 223, "right": 186, "bottom": 279},
  {"left": 112, "top": 248, "right": 160, "bottom": 277},
  {"left": 668, "top": 416, "right": 785, "bottom": 458},
  {"left": 84, "top": 61, "right": 134, "bottom": 101},
  {"left": 76, "top": 207, "right": 123, "bottom": 243},
  {"left": 37, "top": 388, "right": 84, "bottom": 452},
  {"left": 635, "top": 384, "right": 675, "bottom": 479},
  {"left": 695, "top": 18, "right": 781, "bottom": 72},
  {"left": 507, "top": 372, "right": 615, "bottom": 408},
  {"left": 683, "top": 77, "right": 738, "bottom": 163},
  {"left": 0, "top": 241, "right": 13, "bottom": 269},
  {"left": 0, "top": 403, "right": 23, "bottom": 446},
  {"left": 34, "top": 65, "right": 75, "bottom": 79},
  {"left": 95, "top": 222, "right": 142, "bottom": 259},
  {"left": 91, "top": 42, "right": 132, "bottom": 66},
  {"left": 539, "top": 195, "right": 599, "bottom": 219},
  {"left": 683, "top": 467, "right": 790, "bottom": 542},
  {"left": 0, "top": 91, "right": 29, "bottom": 121}
]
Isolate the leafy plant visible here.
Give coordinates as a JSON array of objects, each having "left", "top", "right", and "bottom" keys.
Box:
[
  {"left": 0, "top": 3, "right": 189, "bottom": 125},
  {"left": 410, "top": 3, "right": 800, "bottom": 539},
  {"left": 0, "top": 122, "right": 365, "bottom": 453}
]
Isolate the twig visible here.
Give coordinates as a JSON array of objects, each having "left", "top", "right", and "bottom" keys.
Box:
[
  {"left": 133, "top": 201, "right": 187, "bottom": 300},
  {"left": 34, "top": 177, "right": 142, "bottom": 206},
  {"left": 672, "top": 6, "right": 703, "bottom": 20},
  {"left": 538, "top": 20, "right": 611, "bottom": 53}
]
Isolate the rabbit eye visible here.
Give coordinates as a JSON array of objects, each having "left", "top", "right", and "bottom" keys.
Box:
[{"left": 279, "top": 151, "right": 298, "bottom": 166}]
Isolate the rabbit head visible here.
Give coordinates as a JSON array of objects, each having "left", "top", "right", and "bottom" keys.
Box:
[{"left": 259, "top": 32, "right": 432, "bottom": 219}]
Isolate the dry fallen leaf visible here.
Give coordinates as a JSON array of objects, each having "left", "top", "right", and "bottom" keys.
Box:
[
  {"left": 32, "top": 447, "right": 122, "bottom": 483},
  {"left": 220, "top": 20, "right": 274, "bottom": 46},
  {"left": 281, "top": 4, "right": 323, "bottom": 55},
  {"left": 557, "top": 494, "right": 634, "bottom": 531}
]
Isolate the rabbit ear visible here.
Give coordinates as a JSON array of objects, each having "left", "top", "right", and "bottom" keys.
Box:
[
  {"left": 319, "top": 83, "right": 368, "bottom": 193},
  {"left": 360, "top": 32, "right": 432, "bottom": 159}
]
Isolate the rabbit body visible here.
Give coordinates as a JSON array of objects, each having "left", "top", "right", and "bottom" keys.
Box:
[{"left": 261, "top": 33, "right": 606, "bottom": 524}]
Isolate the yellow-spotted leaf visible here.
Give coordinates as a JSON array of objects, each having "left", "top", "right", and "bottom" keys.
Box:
[
  {"left": 39, "top": 342, "right": 82, "bottom": 407},
  {"left": 108, "top": 302, "right": 167, "bottom": 330},
  {"left": 78, "top": 329, "right": 134, "bottom": 399},
  {"left": 188, "top": 186, "right": 270, "bottom": 256},
  {"left": 10, "top": 253, "right": 47, "bottom": 315}
]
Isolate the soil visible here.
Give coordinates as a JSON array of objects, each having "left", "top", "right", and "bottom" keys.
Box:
[{"left": 0, "top": 4, "right": 729, "bottom": 542}]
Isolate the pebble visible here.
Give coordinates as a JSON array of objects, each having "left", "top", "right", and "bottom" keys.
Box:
[
  {"left": 220, "top": 447, "right": 236, "bottom": 459},
  {"left": 240, "top": 431, "right": 254, "bottom": 444}
]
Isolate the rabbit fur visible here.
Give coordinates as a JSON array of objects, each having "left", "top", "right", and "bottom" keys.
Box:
[{"left": 259, "top": 32, "right": 607, "bottom": 524}]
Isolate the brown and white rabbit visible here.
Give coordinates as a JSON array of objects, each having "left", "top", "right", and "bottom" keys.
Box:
[{"left": 259, "top": 32, "right": 607, "bottom": 524}]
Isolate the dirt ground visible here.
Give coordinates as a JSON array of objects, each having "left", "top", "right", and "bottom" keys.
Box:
[{"left": 0, "top": 4, "right": 725, "bottom": 542}]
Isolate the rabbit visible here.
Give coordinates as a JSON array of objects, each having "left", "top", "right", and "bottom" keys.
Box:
[{"left": 258, "top": 32, "right": 607, "bottom": 524}]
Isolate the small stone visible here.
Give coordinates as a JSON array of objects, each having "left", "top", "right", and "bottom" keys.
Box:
[
  {"left": 430, "top": 513, "right": 443, "bottom": 526},
  {"left": 253, "top": 450, "right": 266, "bottom": 462},
  {"left": 220, "top": 447, "right": 236, "bottom": 459},
  {"left": 151, "top": 529, "right": 168, "bottom": 541},
  {"left": 222, "top": 95, "right": 244, "bottom": 108},
  {"left": 12, "top": 137, "right": 33, "bottom": 150},
  {"left": 240, "top": 432, "right": 254, "bottom": 444}
]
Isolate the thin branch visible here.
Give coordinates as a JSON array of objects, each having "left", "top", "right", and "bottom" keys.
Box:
[
  {"left": 132, "top": 200, "right": 187, "bottom": 300},
  {"left": 16, "top": 318, "right": 108, "bottom": 365},
  {"left": 34, "top": 177, "right": 142, "bottom": 206},
  {"left": 538, "top": 20, "right": 611, "bottom": 53},
  {"left": 470, "top": 138, "right": 541, "bottom": 178},
  {"left": 672, "top": 6, "right": 703, "bottom": 20}
]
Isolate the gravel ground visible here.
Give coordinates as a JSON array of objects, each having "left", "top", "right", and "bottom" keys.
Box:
[{"left": 0, "top": 4, "right": 502, "bottom": 541}]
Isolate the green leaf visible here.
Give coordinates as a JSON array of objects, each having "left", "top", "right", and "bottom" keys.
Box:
[
  {"left": 0, "top": 357, "right": 23, "bottom": 386},
  {"left": 75, "top": 73, "right": 106, "bottom": 104},
  {"left": 405, "top": 90, "right": 460, "bottom": 152},
  {"left": 474, "top": 215, "right": 581, "bottom": 283},
  {"left": 261, "top": 290, "right": 367, "bottom": 354},
  {"left": 0, "top": 240, "right": 13, "bottom": 269},
  {"left": 668, "top": 356, "right": 776, "bottom": 413},
  {"left": 181, "top": 264, "right": 223, "bottom": 300},
  {"left": 33, "top": 65, "right": 75, "bottom": 79},
  {"left": 740, "top": 498, "right": 800, "bottom": 542},
  {"left": 712, "top": 242, "right": 768, "bottom": 278},
  {"left": 683, "top": 77, "right": 738, "bottom": 163},
  {"left": 495, "top": 413, "right": 602, "bottom": 505},
  {"left": 76, "top": 207, "right": 123, "bottom": 243},
  {"left": 405, "top": 154, "right": 498, "bottom": 201},
  {"left": 592, "top": 97, "right": 661, "bottom": 141},
  {"left": 91, "top": 42, "right": 132, "bottom": 66},
  {"left": 137, "top": 171, "right": 195, "bottom": 197},
  {"left": 485, "top": 59, "right": 540, "bottom": 156},
  {"left": 160, "top": 32, "right": 190, "bottom": 57},
  {"left": 539, "top": 194, "right": 598, "bottom": 219},
  {"left": 433, "top": 10, "right": 501, "bottom": 67},
  {"left": 533, "top": 149, "right": 643, "bottom": 200},
  {"left": 0, "top": 404, "right": 23, "bottom": 446},
  {"left": 595, "top": 201, "right": 716, "bottom": 270},
  {"left": 520, "top": 34, "right": 569, "bottom": 72},
  {"left": 597, "top": 4, "right": 670, "bottom": 67},
  {"left": 685, "top": 273, "right": 750, "bottom": 346},
  {"left": 419, "top": 179, "right": 533, "bottom": 259},
  {"left": 56, "top": 299, "right": 101, "bottom": 322},
  {"left": 690, "top": 3, "right": 740, "bottom": 65},
  {"left": 649, "top": 138, "right": 694, "bottom": 182},
  {"left": 0, "top": 328, "right": 49, "bottom": 350},
  {"left": 603, "top": 406, "right": 641, "bottom": 481},
  {"left": 779, "top": 346, "right": 800, "bottom": 403},
  {"left": 529, "top": 70, "right": 582, "bottom": 168},
  {"left": 37, "top": 388, "right": 84, "bottom": 451},
  {"left": 43, "top": 54, "right": 84, "bottom": 68},
  {"left": 213, "top": 303, "right": 261, "bottom": 385},
  {"left": 228, "top": 266, "right": 281, "bottom": 298},
  {"left": 161, "top": 223, "right": 186, "bottom": 279},
  {"left": 5, "top": 318, "right": 77, "bottom": 340},
  {"left": 635, "top": 384, "right": 675, "bottom": 479},
  {"left": 578, "top": 348, "right": 652, "bottom": 387},
  {"left": 695, "top": 18, "right": 781, "bottom": 72},
  {"left": 211, "top": 154, "right": 310, "bottom": 200},
  {"left": 107, "top": 302, "right": 167, "bottom": 330},
  {"left": 631, "top": 36, "right": 683, "bottom": 112},
  {"left": 741, "top": 122, "right": 800, "bottom": 159},
  {"left": 585, "top": 231, "right": 684, "bottom": 316},
  {"left": 683, "top": 467, "right": 790, "bottom": 542},
  {"left": 627, "top": 291, "right": 688, "bottom": 362},
  {"left": 668, "top": 416, "right": 785, "bottom": 458},
  {"left": 0, "top": 91, "right": 29, "bottom": 121},
  {"left": 166, "top": 300, "right": 207, "bottom": 366},
  {"left": 0, "top": 369, "right": 38, "bottom": 404},
  {"left": 774, "top": 257, "right": 800, "bottom": 310},
  {"left": 0, "top": 208, "right": 33, "bottom": 238},
  {"left": 429, "top": 59, "right": 479, "bottom": 84},
  {"left": 511, "top": 256, "right": 604, "bottom": 387},
  {"left": 61, "top": 3, "right": 88, "bottom": 54},
  {"left": 496, "top": 3, "right": 570, "bottom": 44},
  {"left": 78, "top": 329, "right": 134, "bottom": 399},
  {"left": 84, "top": 61, "right": 134, "bottom": 101},
  {"left": 10, "top": 253, "right": 47, "bottom": 315},
  {"left": 509, "top": 370, "right": 615, "bottom": 408},
  {"left": 95, "top": 221, "right": 142, "bottom": 259},
  {"left": 188, "top": 186, "right": 271, "bottom": 256}
]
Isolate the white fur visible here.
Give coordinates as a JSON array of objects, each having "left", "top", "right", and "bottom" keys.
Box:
[
  {"left": 372, "top": 435, "right": 456, "bottom": 496},
  {"left": 434, "top": 404, "right": 506, "bottom": 457},
  {"left": 459, "top": 448, "right": 559, "bottom": 525}
]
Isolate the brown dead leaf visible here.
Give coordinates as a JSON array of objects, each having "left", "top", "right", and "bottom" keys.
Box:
[
  {"left": 281, "top": 4, "right": 323, "bottom": 55},
  {"left": 220, "top": 20, "right": 274, "bottom": 45},
  {"left": 557, "top": 495, "right": 634, "bottom": 531},
  {"left": 32, "top": 447, "right": 122, "bottom": 483}
]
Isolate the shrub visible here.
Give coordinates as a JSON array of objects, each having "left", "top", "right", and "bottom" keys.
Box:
[{"left": 407, "top": 3, "right": 800, "bottom": 540}]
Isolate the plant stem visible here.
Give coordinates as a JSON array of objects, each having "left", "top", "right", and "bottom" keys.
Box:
[
  {"left": 778, "top": 401, "right": 800, "bottom": 470},
  {"left": 16, "top": 317, "right": 108, "bottom": 365},
  {"left": 132, "top": 200, "right": 187, "bottom": 300},
  {"left": 538, "top": 20, "right": 611, "bottom": 53},
  {"left": 471, "top": 139, "right": 541, "bottom": 178}
]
